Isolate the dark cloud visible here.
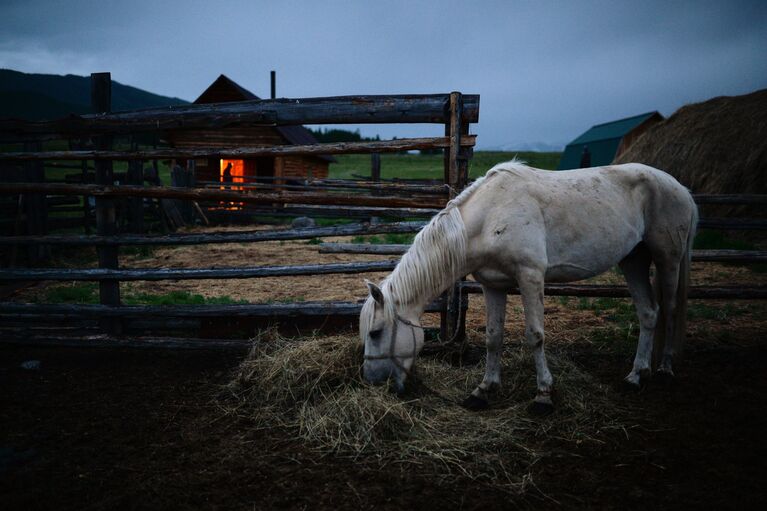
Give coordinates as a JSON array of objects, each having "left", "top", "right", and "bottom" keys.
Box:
[{"left": 1, "top": 0, "right": 765, "bottom": 149}]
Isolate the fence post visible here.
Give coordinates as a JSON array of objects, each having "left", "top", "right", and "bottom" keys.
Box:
[
  {"left": 440, "top": 92, "right": 467, "bottom": 344},
  {"left": 23, "top": 141, "right": 48, "bottom": 264},
  {"left": 127, "top": 139, "right": 144, "bottom": 233},
  {"left": 91, "top": 72, "right": 121, "bottom": 334}
]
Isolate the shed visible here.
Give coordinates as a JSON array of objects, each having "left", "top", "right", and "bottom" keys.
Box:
[
  {"left": 165, "top": 74, "right": 333, "bottom": 186},
  {"left": 557, "top": 111, "right": 663, "bottom": 169}
]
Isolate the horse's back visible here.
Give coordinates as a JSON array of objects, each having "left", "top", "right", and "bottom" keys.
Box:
[{"left": 460, "top": 162, "right": 696, "bottom": 284}]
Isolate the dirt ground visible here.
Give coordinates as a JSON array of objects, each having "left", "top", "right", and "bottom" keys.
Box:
[{"left": 3, "top": 226, "right": 767, "bottom": 509}]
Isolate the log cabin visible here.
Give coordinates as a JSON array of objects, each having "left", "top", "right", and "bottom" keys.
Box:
[{"left": 165, "top": 74, "right": 333, "bottom": 186}]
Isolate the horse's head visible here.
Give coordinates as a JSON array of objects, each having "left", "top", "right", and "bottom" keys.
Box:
[{"left": 359, "top": 280, "right": 424, "bottom": 394}]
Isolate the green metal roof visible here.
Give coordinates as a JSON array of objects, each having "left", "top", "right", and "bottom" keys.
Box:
[{"left": 558, "top": 111, "right": 661, "bottom": 170}]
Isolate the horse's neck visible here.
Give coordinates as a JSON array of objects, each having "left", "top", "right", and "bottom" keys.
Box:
[{"left": 385, "top": 207, "right": 468, "bottom": 317}]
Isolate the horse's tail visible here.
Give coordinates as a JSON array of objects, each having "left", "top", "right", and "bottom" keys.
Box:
[{"left": 656, "top": 199, "right": 698, "bottom": 361}]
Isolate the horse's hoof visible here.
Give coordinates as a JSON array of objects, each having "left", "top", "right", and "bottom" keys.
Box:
[
  {"left": 528, "top": 400, "right": 554, "bottom": 416},
  {"left": 622, "top": 378, "right": 642, "bottom": 392},
  {"left": 461, "top": 394, "right": 489, "bottom": 411},
  {"left": 654, "top": 370, "right": 676, "bottom": 388}
]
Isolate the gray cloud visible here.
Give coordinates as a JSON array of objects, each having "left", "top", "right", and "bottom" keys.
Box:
[{"left": 1, "top": 0, "right": 765, "bottom": 149}]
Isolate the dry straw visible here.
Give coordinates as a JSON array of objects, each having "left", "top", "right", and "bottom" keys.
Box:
[{"left": 224, "top": 329, "right": 637, "bottom": 493}]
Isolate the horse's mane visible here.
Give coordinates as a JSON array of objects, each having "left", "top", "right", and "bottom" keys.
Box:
[{"left": 361, "top": 160, "right": 531, "bottom": 331}]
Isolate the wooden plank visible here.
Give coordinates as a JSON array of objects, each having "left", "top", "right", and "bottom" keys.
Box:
[
  {"left": 0, "top": 136, "right": 477, "bottom": 161},
  {"left": 0, "top": 260, "right": 401, "bottom": 282},
  {"left": 318, "top": 244, "right": 767, "bottom": 263},
  {"left": 0, "top": 221, "right": 427, "bottom": 246},
  {"left": 693, "top": 194, "right": 767, "bottom": 205},
  {"left": 0, "top": 94, "right": 481, "bottom": 141},
  {"left": 319, "top": 243, "right": 409, "bottom": 255},
  {"left": 22, "top": 141, "right": 47, "bottom": 263},
  {"left": 460, "top": 281, "right": 767, "bottom": 299},
  {"left": 202, "top": 205, "right": 435, "bottom": 220},
  {"left": 445, "top": 91, "right": 462, "bottom": 196},
  {"left": 199, "top": 180, "right": 449, "bottom": 196},
  {"left": 0, "top": 182, "right": 448, "bottom": 209},
  {"left": 126, "top": 151, "right": 144, "bottom": 233},
  {"left": 91, "top": 72, "right": 121, "bottom": 334},
  {"left": 0, "top": 334, "right": 252, "bottom": 350},
  {"left": 0, "top": 299, "right": 445, "bottom": 318},
  {"left": 697, "top": 218, "right": 767, "bottom": 230},
  {"left": 692, "top": 250, "right": 767, "bottom": 262}
]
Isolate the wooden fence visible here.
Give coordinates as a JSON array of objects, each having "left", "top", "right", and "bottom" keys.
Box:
[{"left": 0, "top": 72, "right": 476, "bottom": 346}]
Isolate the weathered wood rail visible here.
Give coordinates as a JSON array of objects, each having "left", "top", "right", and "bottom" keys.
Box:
[
  {"left": 0, "top": 136, "right": 476, "bottom": 161},
  {"left": 0, "top": 182, "right": 448, "bottom": 209},
  {"left": 319, "top": 243, "right": 767, "bottom": 263},
  {"left": 0, "top": 94, "right": 480, "bottom": 142},
  {"left": 0, "top": 221, "right": 426, "bottom": 246}
]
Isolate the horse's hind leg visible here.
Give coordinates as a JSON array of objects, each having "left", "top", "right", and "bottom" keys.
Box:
[
  {"left": 518, "top": 266, "right": 554, "bottom": 414},
  {"left": 655, "top": 260, "right": 682, "bottom": 377},
  {"left": 463, "top": 287, "right": 507, "bottom": 410},
  {"left": 619, "top": 244, "right": 659, "bottom": 387}
]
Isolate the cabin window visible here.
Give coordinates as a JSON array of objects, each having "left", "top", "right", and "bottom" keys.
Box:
[{"left": 220, "top": 159, "right": 245, "bottom": 190}]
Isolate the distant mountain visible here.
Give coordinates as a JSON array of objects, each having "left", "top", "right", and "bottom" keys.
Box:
[{"left": 0, "top": 69, "right": 189, "bottom": 120}]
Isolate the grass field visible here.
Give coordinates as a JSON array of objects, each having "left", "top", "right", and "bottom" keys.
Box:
[{"left": 328, "top": 151, "right": 561, "bottom": 180}]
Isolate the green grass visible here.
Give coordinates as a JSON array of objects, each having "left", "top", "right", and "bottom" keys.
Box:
[
  {"left": 41, "top": 282, "right": 99, "bottom": 304},
  {"left": 575, "top": 297, "right": 638, "bottom": 352},
  {"left": 351, "top": 233, "right": 415, "bottom": 244},
  {"left": 687, "top": 302, "right": 751, "bottom": 321},
  {"left": 328, "top": 151, "right": 561, "bottom": 181}
]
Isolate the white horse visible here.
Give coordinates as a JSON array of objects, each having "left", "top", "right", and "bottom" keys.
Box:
[{"left": 360, "top": 161, "right": 698, "bottom": 413}]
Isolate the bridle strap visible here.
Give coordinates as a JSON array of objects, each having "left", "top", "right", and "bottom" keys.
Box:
[{"left": 363, "top": 314, "right": 423, "bottom": 376}]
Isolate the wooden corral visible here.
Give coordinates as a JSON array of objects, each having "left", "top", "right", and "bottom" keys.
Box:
[{"left": 0, "top": 73, "right": 765, "bottom": 351}]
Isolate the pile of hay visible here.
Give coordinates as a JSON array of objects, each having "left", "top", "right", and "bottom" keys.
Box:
[
  {"left": 614, "top": 89, "right": 767, "bottom": 201},
  {"left": 224, "top": 331, "right": 635, "bottom": 493}
]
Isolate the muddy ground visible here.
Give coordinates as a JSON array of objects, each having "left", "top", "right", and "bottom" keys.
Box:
[{"left": 2, "top": 226, "right": 767, "bottom": 509}]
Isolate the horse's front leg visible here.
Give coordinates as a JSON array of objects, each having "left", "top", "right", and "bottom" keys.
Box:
[
  {"left": 518, "top": 266, "right": 554, "bottom": 415},
  {"left": 463, "top": 287, "right": 507, "bottom": 410}
]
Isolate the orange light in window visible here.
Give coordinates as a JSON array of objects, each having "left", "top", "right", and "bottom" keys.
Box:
[{"left": 220, "top": 159, "right": 245, "bottom": 209}]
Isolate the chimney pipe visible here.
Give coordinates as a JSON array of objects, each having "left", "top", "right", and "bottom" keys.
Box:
[{"left": 270, "top": 70, "right": 276, "bottom": 99}]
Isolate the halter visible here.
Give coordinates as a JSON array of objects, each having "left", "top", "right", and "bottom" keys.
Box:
[{"left": 363, "top": 314, "right": 424, "bottom": 376}]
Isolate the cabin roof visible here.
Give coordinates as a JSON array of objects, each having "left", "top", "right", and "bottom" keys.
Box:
[{"left": 194, "top": 74, "right": 334, "bottom": 162}]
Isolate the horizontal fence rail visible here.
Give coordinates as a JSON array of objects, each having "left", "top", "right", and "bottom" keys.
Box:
[
  {"left": 0, "top": 182, "right": 448, "bottom": 209},
  {"left": 0, "top": 93, "right": 480, "bottom": 142},
  {"left": 460, "top": 282, "right": 767, "bottom": 300},
  {"left": 0, "top": 261, "right": 400, "bottom": 282},
  {"left": 0, "top": 221, "right": 427, "bottom": 246},
  {"left": 691, "top": 194, "right": 767, "bottom": 205},
  {"left": 0, "top": 299, "right": 445, "bottom": 318},
  {"left": 0, "top": 135, "right": 476, "bottom": 161},
  {"left": 318, "top": 244, "right": 767, "bottom": 263}
]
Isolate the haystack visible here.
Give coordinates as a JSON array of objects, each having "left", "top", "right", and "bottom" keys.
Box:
[{"left": 614, "top": 89, "right": 767, "bottom": 196}]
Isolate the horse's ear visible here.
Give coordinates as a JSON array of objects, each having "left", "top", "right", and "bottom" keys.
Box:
[{"left": 364, "top": 279, "right": 384, "bottom": 306}]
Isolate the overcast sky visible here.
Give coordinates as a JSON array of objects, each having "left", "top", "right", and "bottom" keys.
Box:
[{"left": 1, "top": 0, "right": 766, "bottom": 150}]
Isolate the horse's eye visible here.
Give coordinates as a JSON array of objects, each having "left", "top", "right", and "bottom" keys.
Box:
[{"left": 369, "top": 329, "right": 382, "bottom": 340}]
